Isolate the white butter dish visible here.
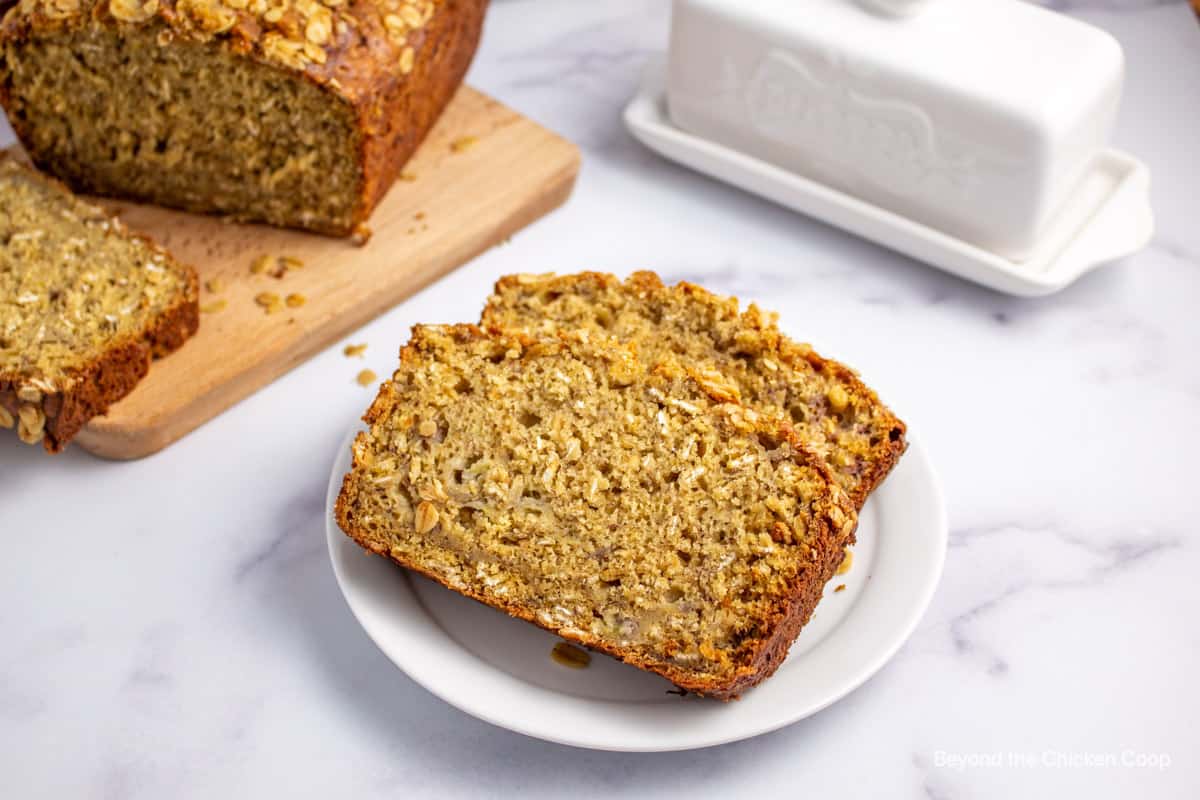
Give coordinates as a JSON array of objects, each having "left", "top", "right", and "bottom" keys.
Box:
[
  {"left": 626, "top": 59, "right": 1153, "bottom": 297},
  {"left": 668, "top": 0, "right": 1128, "bottom": 261}
]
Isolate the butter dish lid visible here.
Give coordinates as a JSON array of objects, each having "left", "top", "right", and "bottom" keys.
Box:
[
  {"left": 692, "top": 0, "right": 1124, "bottom": 130},
  {"left": 665, "top": 0, "right": 1144, "bottom": 265}
]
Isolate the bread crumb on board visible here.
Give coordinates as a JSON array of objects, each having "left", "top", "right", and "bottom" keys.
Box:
[
  {"left": 356, "top": 369, "right": 377, "bottom": 386},
  {"left": 200, "top": 299, "right": 227, "bottom": 314},
  {"left": 251, "top": 254, "right": 303, "bottom": 279},
  {"left": 254, "top": 292, "right": 283, "bottom": 314},
  {"left": 343, "top": 343, "right": 368, "bottom": 358},
  {"left": 204, "top": 277, "right": 225, "bottom": 294},
  {"left": 450, "top": 135, "right": 478, "bottom": 153}
]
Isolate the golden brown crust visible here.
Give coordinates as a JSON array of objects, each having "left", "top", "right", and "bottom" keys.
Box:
[
  {"left": 484, "top": 270, "right": 908, "bottom": 510},
  {"left": 0, "top": 159, "right": 199, "bottom": 452},
  {"left": 335, "top": 323, "right": 858, "bottom": 699},
  {"left": 0, "top": 0, "right": 487, "bottom": 235}
]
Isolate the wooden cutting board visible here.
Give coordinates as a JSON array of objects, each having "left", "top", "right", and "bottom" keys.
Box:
[{"left": 34, "top": 87, "right": 580, "bottom": 459}]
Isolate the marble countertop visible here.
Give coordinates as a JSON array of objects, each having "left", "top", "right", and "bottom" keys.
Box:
[{"left": 2, "top": 1, "right": 1197, "bottom": 797}]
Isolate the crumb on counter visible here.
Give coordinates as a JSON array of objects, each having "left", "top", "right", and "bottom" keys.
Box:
[
  {"left": 344, "top": 343, "right": 368, "bottom": 358},
  {"left": 285, "top": 293, "right": 306, "bottom": 308},
  {"left": 356, "top": 369, "right": 377, "bottom": 386},
  {"left": 200, "top": 299, "right": 227, "bottom": 314},
  {"left": 204, "top": 277, "right": 225, "bottom": 293}
]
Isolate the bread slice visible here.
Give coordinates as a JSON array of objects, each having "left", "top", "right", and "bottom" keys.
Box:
[
  {"left": 336, "top": 324, "right": 858, "bottom": 698},
  {"left": 0, "top": 157, "right": 198, "bottom": 452},
  {"left": 483, "top": 271, "right": 907, "bottom": 509}
]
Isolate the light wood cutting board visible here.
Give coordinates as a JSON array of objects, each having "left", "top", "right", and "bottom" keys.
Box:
[{"left": 24, "top": 87, "right": 580, "bottom": 459}]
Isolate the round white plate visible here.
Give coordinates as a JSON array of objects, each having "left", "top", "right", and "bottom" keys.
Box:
[{"left": 326, "top": 428, "right": 946, "bottom": 752}]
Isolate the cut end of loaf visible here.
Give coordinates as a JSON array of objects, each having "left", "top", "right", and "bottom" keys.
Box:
[
  {"left": 336, "top": 324, "right": 857, "bottom": 697},
  {"left": 0, "top": 21, "right": 365, "bottom": 234}
]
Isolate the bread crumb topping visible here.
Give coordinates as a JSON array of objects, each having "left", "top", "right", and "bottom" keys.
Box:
[{"left": 3, "top": 0, "right": 441, "bottom": 76}]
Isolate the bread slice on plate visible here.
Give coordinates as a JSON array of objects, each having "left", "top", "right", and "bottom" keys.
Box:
[
  {"left": 0, "top": 157, "right": 198, "bottom": 452},
  {"left": 483, "top": 271, "right": 907, "bottom": 509},
  {"left": 336, "top": 324, "right": 858, "bottom": 698}
]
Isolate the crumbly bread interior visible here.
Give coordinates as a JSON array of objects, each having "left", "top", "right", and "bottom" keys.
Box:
[
  {"left": 483, "top": 272, "right": 906, "bottom": 507},
  {"left": 1, "top": 23, "right": 362, "bottom": 233},
  {"left": 0, "top": 158, "right": 192, "bottom": 381},
  {"left": 336, "top": 325, "right": 856, "bottom": 693},
  {"left": 0, "top": 157, "right": 196, "bottom": 448}
]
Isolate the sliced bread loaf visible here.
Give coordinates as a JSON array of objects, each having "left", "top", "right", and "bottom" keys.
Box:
[
  {"left": 335, "top": 324, "right": 857, "bottom": 698},
  {"left": 0, "top": 0, "right": 486, "bottom": 236},
  {"left": 0, "top": 158, "right": 198, "bottom": 452},
  {"left": 483, "top": 271, "right": 906, "bottom": 509}
]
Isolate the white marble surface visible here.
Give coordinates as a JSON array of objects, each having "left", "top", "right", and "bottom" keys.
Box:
[{"left": 2, "top": 1, "right": 1198, "bottom": 797}]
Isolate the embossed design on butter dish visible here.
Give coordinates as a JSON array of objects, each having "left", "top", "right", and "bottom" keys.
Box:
[{"left": 705, "top": 49, "right": 1024, "bottom": 206}]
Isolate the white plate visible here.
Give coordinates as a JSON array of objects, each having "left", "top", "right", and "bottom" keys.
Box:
[
  {"left": 326, "top": 427, "right": 947, "bottom": 752},
  {"left": 624, "top": 59, "right": 1154, "bottom": 298}
]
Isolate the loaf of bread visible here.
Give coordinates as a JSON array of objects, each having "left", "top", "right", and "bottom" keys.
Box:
[
  {"left": 0, "top": 157, "right": 198, "bottom": 451},
  {"left": 336, "top": 324, "right": 858, "bottom": 698},
  {"left": 0, "top": 0, "right": 486, "bottom": 236},
  {"left": 483, "top": 271, "right": 906, "bottom": 510}
]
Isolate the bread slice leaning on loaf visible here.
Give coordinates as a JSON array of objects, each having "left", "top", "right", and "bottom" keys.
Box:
[
  {"left": 0, "top": 157, "right": 198, "bottom": 452},
  {"left": 336, "top": 324, "right": 858, "bottom": 698},
  {"left": 0, "top": 0, "right": 487, "bottom": 236},
  {"left": 483, "top": 271, "right": 907, "bottom": 510}
]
